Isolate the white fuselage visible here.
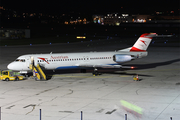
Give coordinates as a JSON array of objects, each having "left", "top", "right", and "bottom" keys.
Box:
[{"left": 7, "top": 51, "right": 147, "bottom": 73}]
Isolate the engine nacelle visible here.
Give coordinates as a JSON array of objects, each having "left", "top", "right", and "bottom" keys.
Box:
[{"left": 113, "top": 54, "right": 132, "bottom": 63}]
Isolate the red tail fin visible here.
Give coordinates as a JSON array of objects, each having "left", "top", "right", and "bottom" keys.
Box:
[{"left": 130, "top": 33, "right": 157, "bottom": 52}]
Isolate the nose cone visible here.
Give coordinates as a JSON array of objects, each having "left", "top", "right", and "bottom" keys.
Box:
[
  {"left": 7, "top": 62, "right": 25, "bottom": 71},
  {"left": 7, "top": 62, "right": 30, "bottom": 71},
  {"left": 7, "top": 62, "right": 15, "bottom": 70}
]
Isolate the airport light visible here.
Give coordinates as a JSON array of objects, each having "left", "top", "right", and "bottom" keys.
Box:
[
  {"left": 131, "top": 66, "right": 135, "bottom": 69},
  {"left": 0, "top": 6, "right": 3, "bottom": 9},
  {"left": 64, "top": 21, "right": 68, "bottom": 24},
  {"left": 77, "top": 36, "right": 86, "bottom": 39}
]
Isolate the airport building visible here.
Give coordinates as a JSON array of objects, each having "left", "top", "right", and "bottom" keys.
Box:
[
  {"left": 104, "top": 13, "right": 132, "bottom": 25},
  {"left": 93, "top": 13, "right": 132, "bottom": 25},
  {"left": 132, "top": 15, "right": 152, "bottom": 23},
  {"left": 92, "top": 13, "right": 180, "bottom": 25}
]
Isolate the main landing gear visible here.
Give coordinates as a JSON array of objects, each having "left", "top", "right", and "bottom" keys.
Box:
[
  {"left": 80, "top": 68, "right": 101, "bottom": 76},
  {"left": 92, "top": 68, "right": 100, "bottom": 76}
]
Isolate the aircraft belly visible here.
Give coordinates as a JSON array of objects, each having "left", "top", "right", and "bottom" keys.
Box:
[
  {"left": 56, "top": 66, "right": 81, "bottom": 70},
  {"left": 55, "top": 62, "right": 80, "bottom": 70}
]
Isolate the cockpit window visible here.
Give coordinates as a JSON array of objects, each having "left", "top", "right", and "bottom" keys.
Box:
[{"left": 15, "top": 59, "right": 25, "bottom": 62}]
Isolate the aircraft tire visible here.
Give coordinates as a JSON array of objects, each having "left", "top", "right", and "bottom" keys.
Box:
[{"left": 92, "top": 71, "right": 99, "bottom": 76}]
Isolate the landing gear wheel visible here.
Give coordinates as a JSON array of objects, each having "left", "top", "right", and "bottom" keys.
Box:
[
  {"left": 95, "top": 71, "right": 99, "bottom": 76},
  {"left": 92, "top": 71, "right": 99, "bottom": 76}
]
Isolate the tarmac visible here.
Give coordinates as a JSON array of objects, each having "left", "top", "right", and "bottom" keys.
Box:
[{"left": 0, "top": 37, "right": 180, "bottom": 120}]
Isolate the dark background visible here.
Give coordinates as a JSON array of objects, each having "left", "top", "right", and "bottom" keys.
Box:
[{"left": 0, "top": 0, "right": 179, "bottom": 46}]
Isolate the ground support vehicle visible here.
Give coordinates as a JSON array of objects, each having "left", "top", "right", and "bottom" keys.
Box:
[{"left": 0, "top": 70, "right": 24, "bottom": 81}]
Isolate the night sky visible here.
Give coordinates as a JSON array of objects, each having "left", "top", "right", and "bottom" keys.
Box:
[{"left": 1, "top": 0, "right": 180, "bottom": 14}]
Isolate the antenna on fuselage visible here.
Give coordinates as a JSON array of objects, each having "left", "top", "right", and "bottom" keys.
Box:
[{"left": 50, "top": 52, "right": 53, "bottom": 54}]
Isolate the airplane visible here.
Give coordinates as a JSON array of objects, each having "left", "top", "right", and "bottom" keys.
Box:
[{"left": 7, "top": 33, "right": 158, "bottom": 76}]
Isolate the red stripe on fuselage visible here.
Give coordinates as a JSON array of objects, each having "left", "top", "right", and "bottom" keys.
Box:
[{"left": 38, "top": 57, "right": 49, "bottom": 64}]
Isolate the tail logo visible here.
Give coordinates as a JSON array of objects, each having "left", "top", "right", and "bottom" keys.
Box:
[{"left": 140, "top": 40, "right": 147, "bottom": 46}]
